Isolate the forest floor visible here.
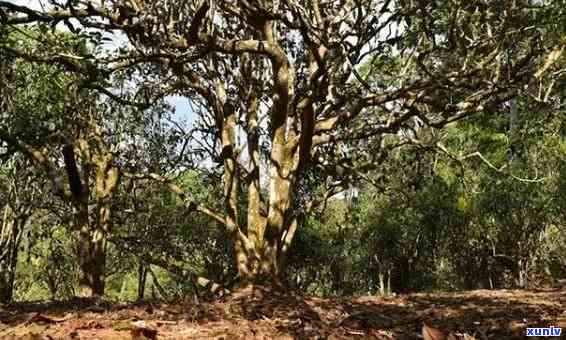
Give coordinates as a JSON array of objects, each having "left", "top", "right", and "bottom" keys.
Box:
[{"left": 0, "top": 286, "right": 565, "bottom": 339}]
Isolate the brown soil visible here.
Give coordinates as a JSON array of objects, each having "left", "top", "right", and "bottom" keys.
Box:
[{"left": 0, "top": 286, "right": 564, "bottom": 339}]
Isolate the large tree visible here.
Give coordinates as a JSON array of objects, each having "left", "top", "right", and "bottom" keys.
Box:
[{"left": 1, "top": 0, "right": 564, "bottom": 288}]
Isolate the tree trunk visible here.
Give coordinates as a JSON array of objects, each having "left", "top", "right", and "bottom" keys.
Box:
[
  {"left": 234, "top": 236, "right": 282, "bottom": 286},
  {"left": 231, "top": 217, "right": 298, "bottom": 288},
  {"left": 137, "top": 259, "right": 147, "bottom": 301},
  {"left": 0, "top": 216, "right": 16, "bottom": 303},
  {"left": 215, "top": 80, "right": 290, "bottom": 288},
  {"left": 211, "top": 20, "right": 306, "bottom": 289},
  {"left": 148, "top": 266, "right": 168, "bottom": 299},
  {"left": 75, "top": 145, "right": 120, "bottom": 297},
  {"left": 73, "top": 159, "right": 119, "bottom": 297},
  {"left": 517, "top": 258, "right": 527, "bottom": 288},
  {"left": 378, "top": 268, "right": 388, "bottom": 296},
  {"left": 517, "top": 258, "right": 530, "bottom": 288},
  {"left": 70, "top": 180, "right": 105, "bottom": 297},
  {"left": 0, "top": 206, "right": 26, "bottom": 303},
  {"left": 75, "top": 224, "right": 106, "bottom": 297},
  {"left": 387, "top": 268, "right": 391, "bottom": 295}
]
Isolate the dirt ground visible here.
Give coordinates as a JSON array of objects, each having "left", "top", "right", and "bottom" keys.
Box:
[{"left": 1, "top": 286, "right": 565, "bottom": 339}]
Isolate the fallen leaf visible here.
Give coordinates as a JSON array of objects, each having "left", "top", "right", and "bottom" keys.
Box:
[
  {"left": 130, "top": 320, "right": 158, "bottom": 340},
  {"left": 423, "top": 324, "right": 446, "bottom": 340},
  {"left": 27, "top": 313, "right": 73, "bottom": 324}
]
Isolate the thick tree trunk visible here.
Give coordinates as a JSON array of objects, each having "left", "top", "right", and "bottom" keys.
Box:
[
  {"left": 234, "top": 239, "right": 282, "bottom": 287},
  {"left": 70, "top": 177, "right": 104, "bottom": 298},
  {"left": 74, "top": 208, "right": 112, "bottom": 297},
  {"left": 233, "top": 216, "right": 299, "bottom": 288},
  {"left": 213, "top": 19, "right": 307, "bottom": 289},
  {"left": 76, "top": 226, "right": 106, "bottom": 297},
  {"left": 72, "top": 151, "right": 119, "bottom": 297}
]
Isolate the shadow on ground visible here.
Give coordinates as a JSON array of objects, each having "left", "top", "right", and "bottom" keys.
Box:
[{"left": 0, "top": 287, "right": 565, "bottom": 339}]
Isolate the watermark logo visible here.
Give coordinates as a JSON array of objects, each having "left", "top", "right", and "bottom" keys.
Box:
[{"left": 526, "top": 326, "right": 562, "bottom": 337}]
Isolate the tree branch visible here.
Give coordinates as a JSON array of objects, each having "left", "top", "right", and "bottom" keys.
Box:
[{"left": 122, "top": 171, "right": 227, "bottom": 226}]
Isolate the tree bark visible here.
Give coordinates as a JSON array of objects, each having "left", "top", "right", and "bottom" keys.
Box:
[
  {"left": 75, "top": 226, "right": 106, "bottom": 296},
  {"left": 137, "top": 259, "right": 147, "bottom": 301},
  {"left": 378, "top": 272, "right": 385, "bottom": 296},
  {"left": 0, "top": 221, "right": 16, "bottom": 303},
  {"left": 74, "top": 195, "right": 106, "bottom": 297},
  {"left": 72, "top": 144, "right": 120, "bottom": 297},
  {"left": 0, "top": 205, "right": 28, "bottom": 303}
]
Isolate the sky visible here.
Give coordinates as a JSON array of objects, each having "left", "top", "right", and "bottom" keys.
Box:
[
  {"left": 168, "top": 95, "right": 196, "bottom": 125},
  {"left": 8, "top": 0, "right": 195, "bottom": 125}
]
